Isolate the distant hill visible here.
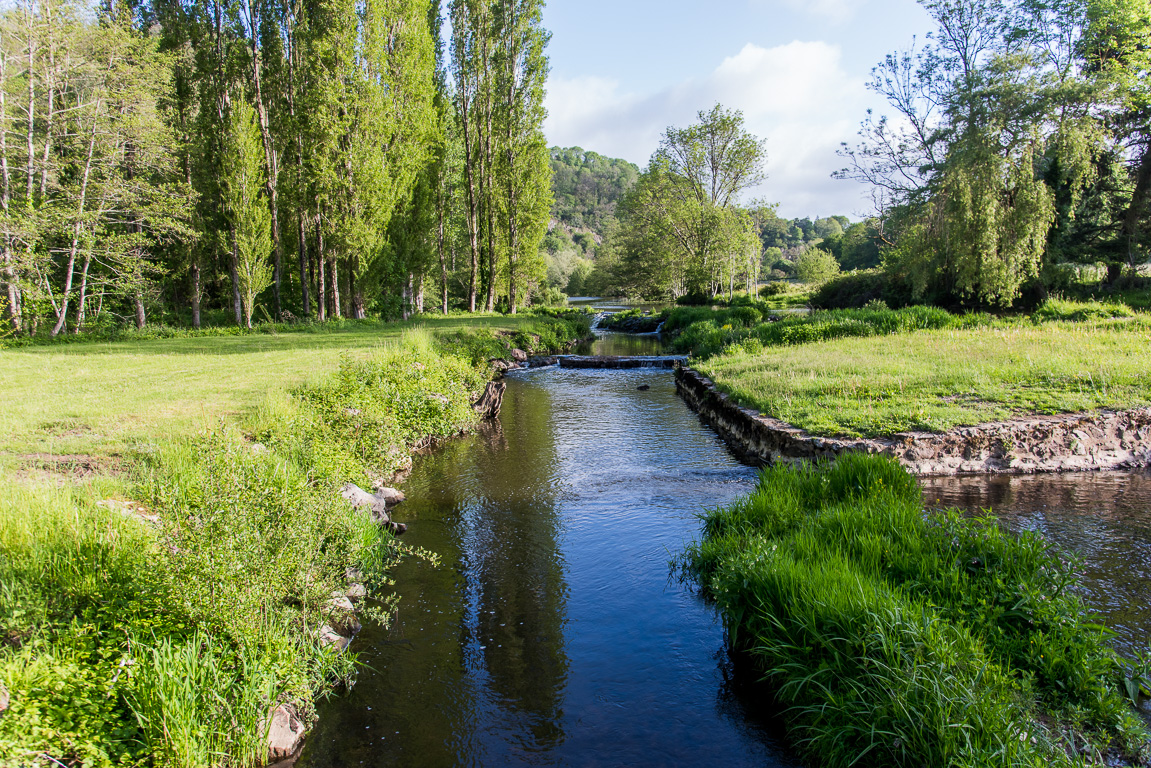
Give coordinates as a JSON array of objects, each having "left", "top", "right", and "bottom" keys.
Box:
[
  {"left": 548, "top": 146, "right": 639, "bottom": 237},
  {"left": 542, "top": 147, "right": 639, "bottom": 293}
]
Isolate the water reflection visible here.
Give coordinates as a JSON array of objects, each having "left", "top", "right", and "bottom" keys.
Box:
[
  {"left": 921, "top": 471, "right": 1151, "bottom": 659},
  {"left": 298, "top": 368, "right": 798, "bottom": 767}
]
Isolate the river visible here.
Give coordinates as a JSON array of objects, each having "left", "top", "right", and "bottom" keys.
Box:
[{"left": 297, "top": 332, "right": 1151, "bottom": 766}]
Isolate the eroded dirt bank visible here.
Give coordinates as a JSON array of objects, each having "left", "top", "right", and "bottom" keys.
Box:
[{"left": 675, "top": 365, "right": 1151, "bottom": 475}]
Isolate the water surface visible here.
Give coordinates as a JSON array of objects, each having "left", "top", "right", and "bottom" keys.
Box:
[{"left": 298, "top": 363, "right": 798, "bottom": 767}]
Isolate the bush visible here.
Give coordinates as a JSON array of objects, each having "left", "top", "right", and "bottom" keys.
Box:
[
  {"left": 759, "top": 281, "right": 790, "bottom": 298},
  {"left": 796, "top": 247, "right": 841, "bottom": 284},
  {"left": 680, "top": 455, "right": 1148, "bottom": 768},
  {"left": 1033, "top": 297, "right": 1135, "bottom": 322}
]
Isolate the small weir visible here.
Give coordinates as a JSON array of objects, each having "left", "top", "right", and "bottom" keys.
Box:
[{"left": 557, "top": 354, "right": 686, "bottom": 369}]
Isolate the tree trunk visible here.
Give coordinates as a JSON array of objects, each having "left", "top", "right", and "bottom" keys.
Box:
[
  {"left": 190, "top": 261, "right": 201, "bottom": 328},
  {"left": 416, "top": 271, "right": 424, "bottom": 313},
  {"left": 1123, "top": 146, "right": 1151, "bottom": 269},
  {"left": 74, "top": 253, "right": 91, "bottom": 333},
  {"left": 329, "top": 254, "right": 341, "bottom": 318},
  {"left": 51, "top": 113, "right": 97, "bottom": 337},
  {"left": 298, "top": 211, "right": 309, "bottom": 317},
  {"left": 134, "top": 292, "right": 146, "bottom": 329},
  {"left": 437, "top": 177, "right": 448, "bottom": 314},
  {"left": 316, "top": 218, "right": 326, "bottom": 321}
]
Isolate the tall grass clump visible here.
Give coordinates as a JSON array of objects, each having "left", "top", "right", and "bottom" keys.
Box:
[
  {"left": 0, "top": 483, "right": 161, "bottom": 765},
  {"left": 669, "top": 305, "right": 990, "bottom": 358},
  {"left": 680, "top": 454, "right": 1149, "bottom": 767}
]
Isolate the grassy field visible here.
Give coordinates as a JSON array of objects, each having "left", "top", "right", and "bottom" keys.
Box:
[
  {"left": 696, "top": 317, "right": 1151, "bottom": 437},
  {"left": 0, "top": 314, "right": 556, "bottom": 472}
]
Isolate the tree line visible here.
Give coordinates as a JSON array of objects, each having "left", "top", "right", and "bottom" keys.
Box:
[
  {"left": 839, "top": 0, "right": 1151, "bottom": 307},
  {"left": 0, "top": 0, "right": 552, "bottom": 337}
]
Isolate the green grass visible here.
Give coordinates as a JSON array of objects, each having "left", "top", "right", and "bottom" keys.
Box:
[
  {"left": 0, "top": 314, "right": 575, "bottom": 468},
  {"left": 679, "top": 454, "right": 1149, "bottom": 768},
  {"left": 696, "top": 318, "right": 1151, "bottom": 437},
  {"left": 661, "top": 299, "right": 1151, "bottom": 438}
]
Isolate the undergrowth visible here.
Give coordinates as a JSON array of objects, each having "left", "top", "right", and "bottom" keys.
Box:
[{"left": 678, "top": 454, "right": 1150, "bottom": 767}]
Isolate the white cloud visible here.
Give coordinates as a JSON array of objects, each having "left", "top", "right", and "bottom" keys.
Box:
[{"left": 543, "top": 40, "right": 876, "bottom": 219}]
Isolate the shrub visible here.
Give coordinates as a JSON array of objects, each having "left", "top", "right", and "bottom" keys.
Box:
[
  {"left": 759, "top": 281, "right": 790, "bottom": 298},
  {"left": 796, "top": 247, "right": 841, "bottom": 284},
  {"left": 1033, "top": 297, "right": 1135, "bottom": 322}
]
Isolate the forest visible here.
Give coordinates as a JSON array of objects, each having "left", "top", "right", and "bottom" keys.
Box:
[
  {"left": 3, "top": 0, "right": 1149, "bottom": 337},
  {"left": 0, "top": 0, "right": 551, "bottom": 338}
]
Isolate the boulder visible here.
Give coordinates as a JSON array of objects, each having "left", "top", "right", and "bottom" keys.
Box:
[
  {"left": 345, "top": 582, "right": 367, "bottom": 603},
  {"left": 325, "top": 593, "right": 361, "bottom": 636},
  {"left": 266, "top": 703, "right": 306, "bottom": 762},
  {"left": 510, "top": 348, "right": 528, "bottom": 362},
  {"left": 318, "top": 624, "right": 351, "bottom": 652},
  {"left": 340, "top": 483, "right": 402, "bottom": 524}
]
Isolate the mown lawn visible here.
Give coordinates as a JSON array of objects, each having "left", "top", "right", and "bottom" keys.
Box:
[
  {"left": 696, "top": 319, "right": 1151, "bottom": 437},
  {"left": 0, "top": 314, "right": 551, "bottom": 470}
]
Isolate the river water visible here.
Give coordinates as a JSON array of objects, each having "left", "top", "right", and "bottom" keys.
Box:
[{"left": 298, "top": 333, "right": 1151, "bottom": 766}]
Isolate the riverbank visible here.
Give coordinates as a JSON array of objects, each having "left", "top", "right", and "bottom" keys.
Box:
[
  {"left": 677, "top": 365, "right": 1151, "bottom": 474},
  {"left": 0, "top": 313, "right": 591, "bottom": 766},
  {"left": 679, "top": 454, "right": 1151, "bottom": 768},
  {"left": 647, "top": 299, "right": 1151, "bottom": 472}
]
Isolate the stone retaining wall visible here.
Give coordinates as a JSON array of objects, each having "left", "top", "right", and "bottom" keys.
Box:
[{"left": 675, "top": 365, "right": 1151, "bottom": 475}]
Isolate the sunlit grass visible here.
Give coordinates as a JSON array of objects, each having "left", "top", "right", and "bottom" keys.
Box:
[
  {"left": 697, "top": 319, "right": 1151, "bottom": 437},
  {"left": 0, "top": 314, "right": 555, "bottom": 468}
]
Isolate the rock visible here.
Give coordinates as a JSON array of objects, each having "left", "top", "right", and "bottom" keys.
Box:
[
  {"left": 345, "top": 583, "right": 367, "bottom": 603},
  {"left": 375, "top": 486, "right": 405, "bottom": 506},
  {"left": 97, "top": 499, "right": 160, "bottom": 524},
  {"left": 511, "top": 348, "right": 528, "bottom": 362},
  {"left": 325, "top": 593, "right": 361, "bottom": 636},
  {"left": 340, "top": 483, "right": 402, "bottom": 524},
  {"left": 473, "top": 380, "right": 506, "bottom": 419},
  {"left": 318, "top": 624, "right": 352, "bottom": 652},
  {"left": 429, "top": 393, "right": 450, "bottom": 406},
  {"left": 250, "top": 442, "right": 269, "bottom": 456},
  {"left": 266, "top": 703, "right": 306, "bottom": 762},
  {"left": 637, "top": 384, "right": 650, "bottom": 391},
  {"left": 526, "top": 356, "right": 558, "bottom": 368}
]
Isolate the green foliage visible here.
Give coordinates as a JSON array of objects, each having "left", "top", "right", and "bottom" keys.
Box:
[
  {"left": 1032, "top": 297, "right": 1136, "bottom": 322},
  {"left": 223, "top": 101, "right": 274, "bottom": 330},
  {"left": 667, "top": 304, "right": 979, "bottom": 359},
  {"left": 795, "top": 247, "right": 841, "bottom": 285},
  {"left": 548, "top": 146, "right": 639, "bottom": 235},
  {"left": 679, "top": 456, "right": 1149, "bottom": 768}
]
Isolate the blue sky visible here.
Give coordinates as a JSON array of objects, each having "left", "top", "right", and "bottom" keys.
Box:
[{"left": 540, "top": 0, "right": 936, "bottom": 219}]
